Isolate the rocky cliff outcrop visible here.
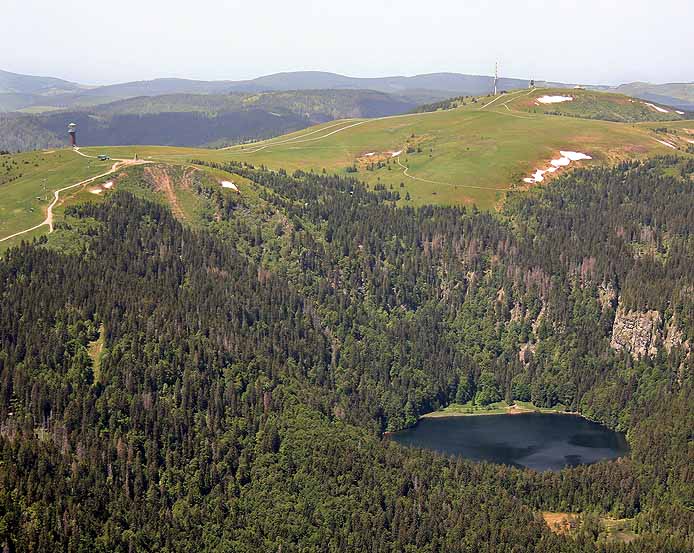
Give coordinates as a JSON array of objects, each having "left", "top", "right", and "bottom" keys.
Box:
[
  {"left": 664, "top": 316, "right": 690, "bottom": 355},
  {"left": 598, "top": 282, "right": 617, "bottom": 311},
  {"left": 610, "top": 306, "right": 662, "bottom": 358},
  {"left": 519, "top": 343, "right": 536, "bottom": 365}
]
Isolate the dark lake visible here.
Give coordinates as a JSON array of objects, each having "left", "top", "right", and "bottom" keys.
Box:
[{"left": 390, "top": 413, "right": 629, "bottom": 472}]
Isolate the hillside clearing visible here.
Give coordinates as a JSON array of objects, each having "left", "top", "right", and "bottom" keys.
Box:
[
  {"left": 421, "top": 400, "right": 573, "bottom": 418},
  {"left": 541, "top": 512, "right": 638, "bottom": 544}
]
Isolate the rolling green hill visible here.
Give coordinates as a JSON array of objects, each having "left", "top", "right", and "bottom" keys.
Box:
[
  {"left": 417, "top": 88, "right": 689, "bottom": 122},
  {"left": 505, "top": 88, "right": 689, "bottom": 122},
  {"left": 118, "top": 88, "right": 678, "bottom": 208},
  {"left": 2, "top": 88, "right": 691, "bottom": 249}
]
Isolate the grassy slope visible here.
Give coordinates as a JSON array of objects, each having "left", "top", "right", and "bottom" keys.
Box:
[
  {"left": 0, "top": 150, "right": 111, "bottom": 246},
  {"left": 504, "top": 87, "right": 687, "bottom": 122},
  {"left": 636, "top": 120, "right": 694, "bottom": 149},
  {"left": 0, "top": 148, "right": 270, "bottom": 256},
  {"left": 1, "top": 89, "right": 688, "bottom": 244},
  {"left": 75, "top": 94, "right": 675, "bottom": 209},
  {"left": 0, "top": 147, "right": 254, "bottom": 251}
]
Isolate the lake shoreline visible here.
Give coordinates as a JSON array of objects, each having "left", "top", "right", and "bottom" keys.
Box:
[
  {"left": 419, "top": 401, "right": 581, "bottom": 420},
  {"left": 388, "top": 410, "right": 630, "bottom": 471}
]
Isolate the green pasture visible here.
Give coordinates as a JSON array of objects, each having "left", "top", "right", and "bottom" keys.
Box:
[
  {"left": 0, "top": 149, "right": 111, "bottom": 247},
  {"left": 78, "top": 103, "right": 670, "bottom": 209}
]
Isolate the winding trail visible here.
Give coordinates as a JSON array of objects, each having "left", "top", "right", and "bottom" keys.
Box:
[
  {"left": 394, "top": 156, "right": 508, "bottom": 192},
  {"left": 220, "top": 120, "right": 359, "bottom": 152},
  {"left": 220, "top": 89, "right": 538, "bottom": 159},
  {"left": 0, "top": 150, "right": 145, "bottom": 243},
  {"left": 223, "top": 120, "right": 369, "bottom": 154},
  {"left": 479, "top": 88, "right": 528, "bottom": 110}
]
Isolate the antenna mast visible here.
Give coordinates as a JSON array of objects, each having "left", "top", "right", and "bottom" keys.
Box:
[{"left": 494, "top": 62, "right": 499, "bottom": 95}]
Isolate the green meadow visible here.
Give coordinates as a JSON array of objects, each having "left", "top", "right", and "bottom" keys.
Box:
[
  {"left": 0, "top": 150, "right": 111, "bottom": 245},
  {"left": 78, "top": 94, "right": 674, "bottom": 208}
]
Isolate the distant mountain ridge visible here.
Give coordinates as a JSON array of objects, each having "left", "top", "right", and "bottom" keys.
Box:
[
  {"left": 2, "top": 68, "right": 693, "bottom": 112},
  {"left": 613, "top": 81, "right": 694, "bottom": 111},
  {"left": 0, "top": 69, "right": 86, "bottom": 96}
]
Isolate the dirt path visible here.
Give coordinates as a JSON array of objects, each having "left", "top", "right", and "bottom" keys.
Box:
[
  {"left": 144, "top": 165, "right": 186, "bottom": 221},
  {"left": 395, "top": 156, "right": 508, "bottom": 192},
  {"left": 0, "top": 155, "right": 144, "bottom": 244},
  {"left": 478, "top": 90, "right": 522, "bottom": 110},
  {"left": 220, "top": 120, "right": 356, "bottom": 152},
  {"left": 223, "top": 120, "right": 369, "bottom": 154}
]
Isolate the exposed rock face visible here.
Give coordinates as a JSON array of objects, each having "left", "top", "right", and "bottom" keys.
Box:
[
  {"left": 610, "top": 306, "right": 662, "bottom": 358},
  {"left": 519, "top": 343, "right": 536, "bottom": 365},
  {"left": 531, "top": 305, "right": 546, "bottom": 336},
  {"left": 598, "top": 282, "right": 617, "bottom": 311},
  {"left": 664, "top": 316, "right": 690, "bottom": 355}
]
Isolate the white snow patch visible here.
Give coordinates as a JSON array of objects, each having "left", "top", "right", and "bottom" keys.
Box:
[
  {"left": 676, "top": 110, "right": 685, "bottom": 115},
  {"left": 364, "top": 152, "right": 376, "bottom": 157},
  {"left": 644, "top": 102, "right": 669, "bottom": 114},
  {"left": 551, "top": 157, "right": 571, "bottom": 167},
  {"left": 655, "top": 139, "right": 677, "bottom": 149},
  {"left": 90, "top": 189, "right": 102, "bottom": 195},
  {"left": 560, "top": 151, "right": 592, "bottom": 161},
  {"left": 537, "top": 95, "right": 573, "bottom": 104},
  {"left": 221, "top": 180, "right": 239, "bottom": 191},
  {"left": 687, "top": 139, "right": 694, "bottom": 144},
  {"left": 103, "top": 181, "right": 114, "bottom": 189},
  {"left": 390, "top": 150, "right": 403, "bottom": 157},
  {"left": 523, "top": 151, "right": 592, "bottom": 184}
]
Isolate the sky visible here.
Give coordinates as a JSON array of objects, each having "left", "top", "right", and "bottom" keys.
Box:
[{"left": 2, "top": 0, "right": 692, "bottom": 86}]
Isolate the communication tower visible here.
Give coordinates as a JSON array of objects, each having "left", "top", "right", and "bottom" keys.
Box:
[{"left": 494, "top": 62, "right": 499, "bottom": 95}]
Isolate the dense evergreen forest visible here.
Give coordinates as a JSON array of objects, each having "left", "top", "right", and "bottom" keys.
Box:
[{"left": 0, "top": 156, "right": 692, "bottom": 551}]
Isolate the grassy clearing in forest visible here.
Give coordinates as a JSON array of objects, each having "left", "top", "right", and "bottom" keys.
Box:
[
  {"left": 541, "top": 512, "right": 638, "bottom": 544},
  {"left": 88, "top": 324, "right": 106, "bottom": 383},
  {"left": 421, "top": 400, "right": 571, "bottom": 418}
]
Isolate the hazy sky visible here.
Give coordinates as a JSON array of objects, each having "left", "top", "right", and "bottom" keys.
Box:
[{"left": 2, "top": 0, "right": 692, "bottom": 85}]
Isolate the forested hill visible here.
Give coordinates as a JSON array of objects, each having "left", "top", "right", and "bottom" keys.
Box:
[
  {"left": 0, "top": 89, "right": 416, "bottom": 152},
  {"left": 0, "top": 156, "right": 693, "bottom": 551}
]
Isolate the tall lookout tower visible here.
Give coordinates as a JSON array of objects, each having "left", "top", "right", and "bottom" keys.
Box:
[{"left": 68, "top": 122, "right": 77, "bottom": 147}]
